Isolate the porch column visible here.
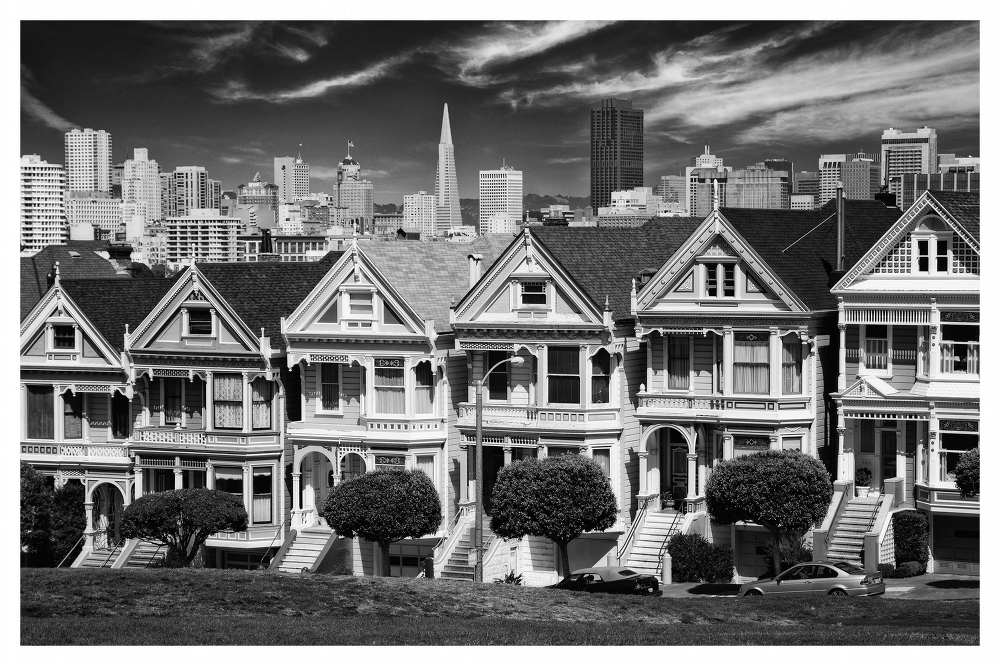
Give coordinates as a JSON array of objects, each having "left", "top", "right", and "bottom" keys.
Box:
[
  {"left": 722, "top": 328, "right": 734, "bottom": 395},
  {"left": 242, "top": 372, "right": 251, "bottom": 433},
  {"left": 686, "top": 453, "right": 697, "bottom": 500},
  {"left": 723, "top": 431, "right": 734, "bottom": 460},
  {"left": 646, "top": 336, "right": 653, "bottom": 393},
  {"left": 769, "top": 434, "right": 780, "bottom": 451},
  {"left": 838, "top": 324, "right": 847, "bottom": 391},
  {"left": 84, "top": 500, "right": 95, "bottom": 549},
  {"left": 769, "top": 328, "right": 780, "bottom": 398},
  {"left": 364, "top": 357, "right": 375, "bottom": 417},
  {"left": 503, "top": 446, "right": 512, "bottom": 466},
  {"left": 205, "top": 372, "right": 214, "bottom": 431},
  {"left": 928, "top": 300, "right": 940, "bottom": 380},
  {"left": 928, "top": 404, "right": 940, "bottom": 484},
  {"left": 697, "top": 451, "right": 707, "bottom": 496},
  {"left": 206, "top": 462, "right": 215, "bottom": 489},
  {"left": 174, "top": 456, "right": 183, "bottom": 489},
  {"left": 242, "top": 464, "right": 251, "bottom": 516},
  {"left": 134, "top": 466, "right": 143, "bottom": 498},
  {"left": 458, "top": 444, "right": 468, "bottom": 504},
  {"left": 537, "top": 345, "right": 548, "bottom": 408},
  {"left": 637, "top": 450, "right": 649, "bottom": 496},
  {"left": 836, "top": 404, "right": 850, "bottom": 481},
  {"left": 292, "top": 472, "right": 301, "bottom": 511}
]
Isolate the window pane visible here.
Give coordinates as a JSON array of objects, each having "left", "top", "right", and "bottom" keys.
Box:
[
  {"left": 164, "top": 378, "right": 183, "bottom": 424},
  {"left": 251, "top": 377, "right": 273, "bottom": 429},
  {"left": 350, "top": 292, "right": 373, "bottom": 315},
  {"left": 188, "top": 310, "right": 212, "bottom": 334},
  {"left": 782, "top": 341, "right": 802, "bottom": 394},
  {"left": 486, "top": 351, "right": 509, "bottom": 400},
  {"left": 521, "top": 281, "right": 546, "bottom": 305},
  {"left": 416, "top": 455, "right": 434, "bottom": 482},
  {"left": 375, "top": 364, "right": 405, "bottom": 414},
  {"left": 548, "top": 347, "right": 579, "bottom": 375},
  {"left": 252, "top": 467, "right": 271, "bottom": 524},
  {"left": 215, "top": 467, "right": 243, "bottom": 496},
  {"left": 734, "top": 339, "right": 769, "bottom": 394},
  {"left": 112, "top": 393, "right": 131, "bottom": 439},
  {"left": 321, "top": 364, "right": 339, "bottom": 410},
  {"left": 53, "top": 326, "right": 75, "bottom": 348},
  {"left": 214, "top": 374, "right": 243, "bottom": 429},
  {"left": 917, "top": 240, "right": 929, "bottom": 272},
  {"left": 723, "top": 264, "right": 735, "bottom": 297},
  {"left": 415, "top": 362, "right": 434, "bottom": 414},
  {"left": 27, "top": 385, "right": 54, "bottom": 439},
  {"left": 548, "top": 376, "right": 580, "bottom": 403},
  {"left": 936, "top": 240, "right": 949, "bottom": 272},
  {"left": 63, "top": 393, "right": 83, "bottom": 440},
  {"left": 706, "top": 264, "right": 717, "bottom": 297},
  {"left": 668, "top": 336, "right": 690, "bottom": 389},
  {"left": 592, "top": 449, "right": 611, "bottom": 478}
]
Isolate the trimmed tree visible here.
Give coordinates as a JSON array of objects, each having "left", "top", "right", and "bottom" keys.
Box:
[
  {"left": 705, "top": 450, "right": 832, "bottom": 577},
  {"left": 20, "top": 462, "right": 53, "bottom": 567},
  {"left": 50, "top": 481, "right": 86, "bottom": 566},
  {"left": 954, "top": 447, "right": 979, "bottom": 498},
  {"left": 322, "top": 469, "right": 442, "bottom": 577},
  {"left": 120, "top": 488, "right": 248, "bottom": 567},
  {"left": 489, "top": 454, "right": 618, "bottom": 576}
]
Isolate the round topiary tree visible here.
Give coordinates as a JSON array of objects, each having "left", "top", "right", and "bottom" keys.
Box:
[
  {"left": 954, "top": 447, "right": 979, "bottom": 498},
  {"left": 20, "top": 462, "right": 53, "bottom": 567},
  {"left": 489, "top": 454, "right": 618, "bottom": 577},
  {"left": 705, "top": 450, "right": 832, "bottom": 577},
  {"left": 322, "top": 469, "right": 441, "bottom": 577},
  {"left": 120, "top": 488, "right": 248, "bottom": 567}
]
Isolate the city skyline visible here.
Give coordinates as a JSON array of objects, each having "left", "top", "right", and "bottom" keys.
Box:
[{"left": 21, "top": 20, "right": 979, "bottom": 204}]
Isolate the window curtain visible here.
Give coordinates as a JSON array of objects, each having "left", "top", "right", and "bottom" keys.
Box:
[
  {"left": 164, "top": 379, "right": 182, "bottom": 424},
  {"left": 734, "top": 339, "right": 769, "bottom": 394},
  {"left": 667, "top": 336, "right": 690, "bottom": 390},
  {"left": 486, "top": 351, "right": 509, "bottom": 401},
  {"left": 251, "top": 377, "right": 273, "bottom": 429},
  {"left": 111, "top": 393, "right": 131, "bottom": 439},
  {"left": 320, "top": 364, "right": 339, "bottom": 410},
  {"left": 375, "top": 366, "right": 405, "bottom": 414},
  {"left": 782, "top": 341, "right": 802, "bottom": 394},
  {"left": 414, "top": 362, "right": 434, "bottom": 414},
  {"left": 215, "top": 466, "right": 243, "bottom": 497},
  {"left": 27, "top": 385, "right": 54, "bottom": 440},
  {"left": 252, "top": 468, "right": 272, "bottom": 524},
  {"left": 548, "top": 347, "right": 580, "bottom": 404},
  {"left": 591, "top": 351, "right": 610, "bottom": 404},
  {"left": 592, "top": 449, "right": 611, "bottom": 478},
  {"left": 416, "top": 455, "right": 435, "bottom": 482},
  {"left": 63, "top": 393, "right": 83, "bottom": 440},
  {"left": 214, "top": 374, "right": 243, "bottom": 429}
]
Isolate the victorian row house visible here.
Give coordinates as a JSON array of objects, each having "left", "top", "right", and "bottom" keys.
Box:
[{"left": 20, "top": 191, "right": 978, "bottom": 580}]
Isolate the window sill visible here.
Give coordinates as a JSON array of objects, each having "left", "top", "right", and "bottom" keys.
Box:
[{"left": 697, "top": 300, "right": 738, "bottom": 307}]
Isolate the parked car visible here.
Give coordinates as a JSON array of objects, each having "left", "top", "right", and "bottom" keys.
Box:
[
  {"left": 551, "top": 566, "right": 661, "bottom": 596},
  {"left": 739, "top": 560, "right": 885, "bottom": 597}
]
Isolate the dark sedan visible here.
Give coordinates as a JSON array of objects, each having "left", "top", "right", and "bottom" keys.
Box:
[{"left": 551, "top": 566, "right": 661, "bottom": 596}]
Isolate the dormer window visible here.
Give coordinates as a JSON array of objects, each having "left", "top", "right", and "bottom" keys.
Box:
[
  {"left": 187, "top": 309, "right": 213, "bottom": 335},
  {"left": 53, "top": 325, "right": 76, "bottom": 348},
  {"left": 912, "top": 217, "right": 954, "bottom": 275},
  {"left": 915, "top": 239, "right": 948, "bottom": 273},
  {"left": 349, "top": 292, "right": 374, "bottom": 316},
  {"left": 520, "top": 281, "right": 547, "bottom": 306},
  {"left": 704, "top": 263, "right": 736, "bottom": 298}
]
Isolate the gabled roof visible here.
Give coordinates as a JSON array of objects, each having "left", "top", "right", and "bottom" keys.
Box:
[
  {"left": 196, "top": 252, "right": 344, "bottom": 350},
  {"left": 531, "top": 219, "right": 704, "bottom": 322},
  {"left": 721, "top": 200, "right": 903, "bottom": 310},
  {"left": 21, "top": 245, "right": 126, "bottom": 320},
  {"left": 358, "top": 236, "right": 510, "bottom": 332},
  {"left": 926, "top": 191, "right": 979, "bottom": 242},
  {"left": 58, "top": 277, "right": 181, "bottom": 353}
]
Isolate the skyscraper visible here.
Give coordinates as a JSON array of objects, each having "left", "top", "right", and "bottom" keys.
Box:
[
  {"left": 64, "top": 128, "right": 113, "bottom": 194},
  {"left": 478, "top": 162, "right": 523, "bottom": 234},
  {"left": 434, "top": 104, "right": 462, "bottom": 231},
  {"left": 590, "top": 98, "right": 644, "bottom": 209},
  {"left": 171, "top": 166, "right": 210, "bottom": 217},
  {"left": 685, "top": 146, "right": 730, "bottom": 216},
  {"left": 21, "top": 154, "right": 67, "bottom": 250},
  {"left": 274, "top": 154, "right": 310, "bottom": 203},
  {"left": 122, "top": 148, "right": 161, "bottom": 223},
  {"left": 403, "top": 191, "right": 437, "bottom": 237}
]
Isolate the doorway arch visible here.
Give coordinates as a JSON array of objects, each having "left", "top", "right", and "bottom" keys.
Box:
[{"left": 89, "top": 482, "right": 125, "bottom": 550}]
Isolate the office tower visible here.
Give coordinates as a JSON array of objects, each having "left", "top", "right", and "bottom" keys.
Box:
[
  {"left": 67, "top": 191, "right": 123, "bottom": 238},
  {"left": 274, "top": 154, "right": 310, "bottom": 203},
  {"left": 403, "top": 191, "right": 437, "bottom": 237},
  {"left": 881, "top": 127, "right": 937, "bottom": 187},
  {"left": 122, "top": 148, "right": 162, "bottom": 223},
  {"left": 892, "top": 172, "right": 980, "bottom": 209},
  {"left": 64, "top": 128, "right": 113, "bottom": 194},
  {"left": 434, "top": 104, "right": 462, "bottom": 231},
  {"left": 658, "top": 175, "right": 686, "bottom": 203},
  {"left": 209, "top": 179, "right": 222, "bottom": 211},
  {"left": 237, "top": 172, "right": 280, "bottom": 229},
  {"left": 794, "top": 171, "right": 820, "bottom": 197},
  {"left": 685, "top": 147, "right": 731, "bottom": 216},
  {"left": 724, "top": 168, "right": 790, "bottom": 209},
  {"left": 164, "top": 208, "right": 243, "bottom": 267},
  {"left": 818, "top": 154, "right": 879, "bottom": 205},
  {"left": 160, "top": 173, "right": 175, "bottom": 218},
  {"left": 20, "top": 154, "right": 67, "bottom": 251},
  {"left": 692, "top": 145, "right": 724, "bottom": 169},
  {"left": 170, "top": 166, "right": 210, "bottom": 217},
  {"left": 478, "top": 162, "right": 523, "bottom": 235},
  {"left": 590, "top": 98, "right": 644, "bottom": 209},
  {"left": 336, "top": 150, "right": 375, "bottom": 233},
  {"left": 763, "top": 158, "right": 794, "bottom": 178}
]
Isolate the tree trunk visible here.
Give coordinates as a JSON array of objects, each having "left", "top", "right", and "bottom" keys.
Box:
[
  {"left": 379, "top": 541, "right": 391, "bottom": 577},
  {"left": 556, "top": 539, "right": 571, "bottom": 578},
  {"left": 770, "top": 529, "right": 784, "bottom": 578}
]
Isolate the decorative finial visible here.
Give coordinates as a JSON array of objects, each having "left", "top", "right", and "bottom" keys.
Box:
[
  {"left": 54, "top": 261, "right": 61, "bottom": 285},
  {"left": 604, "top": 295, "right": 610, "bottom": 311}
]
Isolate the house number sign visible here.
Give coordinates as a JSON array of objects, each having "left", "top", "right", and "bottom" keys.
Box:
[{"left": 375, "top": 455, "right": 405, "bottom": 467}]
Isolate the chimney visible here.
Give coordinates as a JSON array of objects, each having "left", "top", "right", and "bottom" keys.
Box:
[
  {"left": 828, "top": 183, "right": 847, "bottom": 287},
  {"left": 639, "top": 269, "right": 656, "bottom": 286},
  {"left": 468, "top": 253, "right": 484, "bottom": 287}
]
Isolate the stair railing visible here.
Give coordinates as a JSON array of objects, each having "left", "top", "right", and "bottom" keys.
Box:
[
  {"left": 865, "top": 485, "right": 886, "bottom": 535},
  {"left": 146, "top": 542, "right": 166, "bottom": 568},
  {"left": 56, "top": 534, "right": 86, "bottom": 568},
  {"left": 101, "top": 537, "right": 126, "bottom": 567},
  {"left": 654, "top": 511, "right": 683, "bottom": 575},
  {"left": 618, "top": 494, "right": 657, "bottom": 562},
  {"left": 260, "top": 520, "right": 285, "bottom": 568}
]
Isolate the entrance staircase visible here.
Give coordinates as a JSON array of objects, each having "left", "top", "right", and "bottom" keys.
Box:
[
  {"left": 274, "top": 528, "right": 336, "bottom": 573},
  {"left": 121, "top": 540, "right": 167, "bottom": 568},
  {"left": 625, "top": 511, "right": 684, "bottom": 576},
  {"left": 827, "top": 497, "right": 881, "bottom": 566},
  {"left": 77, "top": 545, "right": 123, "bottom": 568},
  {"left": 439, "top": 521, "right": 495, "bottom": 581}
]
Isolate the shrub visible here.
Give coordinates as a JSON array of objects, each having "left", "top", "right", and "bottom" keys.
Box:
[
  {"left": 954, "top": 447, "right": 979, "bottom": 498},
  {"left": 20, "top": 462, "right": 53, "bottom": 567},
  {"left": 666, "top": 533, "right": 734, "bottom": 583},
  {"left": 895, "top": 561, "right": 922, "bottom": 578},
  {"left": 50, "top": 482, "right": 85, "bottom": 566},
  {"left": 877, "top": 563, "right": 896, "bottom": 578},
  {"left": 493, "top": 571, "right": 523, "bottom": 585},
  {"left": 763, "top": 533, "right": 813, "bottom": 577},
  {"left": 855, "top": 467, "right": 873, "bottom": 487},
  {"left": 892, "top": 510, "right": 929, "bottom": 572}
]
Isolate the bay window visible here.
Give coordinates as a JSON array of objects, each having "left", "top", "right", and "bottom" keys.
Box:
[
  {"left": 733, "top": 333, "right": 769, "bottom": 394},
  {"left": 320, "top": 364, "right": 340, "bottom": 411},
  {"left": 26, "top": 386, "right": 54, "bottom": 439},
  {"left": 782, "top": 338, "right": 802, "bottom": 394},
  {"left": 486, "top": 351, "right": 510, "bottom": 401},
  {"left": 215, "top": 467, "right": 243, "bottom": 498},
  {"left": 252, "top": 467, "right": 272, "bottom": 524},
  {"left": 548, "top": 346, "right": 580, "bottom": 404},
  {"left": 939, "top": 433, "right": 978, "bottom": 483},
  {"left": 591, "top": 350, "right": 611, "bottom": 404},
  {"left": 415, "top": 362, "right": 435, "bottom": 413},
  {"left": 251, "top": 377, "right": 273, "bottom": 429},
  {"left": 64, "top": 393, "right": 83, "bottom": 439},
  {"left": 667, "top": 335, "right": 690, "bottom": 390},
  {"left": 214, "top": 374, "right": 244, "bottom": 429},
  {"left": 374, "top": 359, "right": 405, "bottom": 414}
]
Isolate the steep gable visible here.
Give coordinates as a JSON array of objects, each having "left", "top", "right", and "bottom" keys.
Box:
[{"left": 21, "top": 245, "right": 127, "bottom": 320}]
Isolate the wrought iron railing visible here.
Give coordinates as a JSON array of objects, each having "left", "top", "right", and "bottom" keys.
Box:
[
  {"left": 618, "top": 494, "right": 658, "bottom": 562},
  {"left": 56, "top": 534, "right": 86, "bottom": 568}
]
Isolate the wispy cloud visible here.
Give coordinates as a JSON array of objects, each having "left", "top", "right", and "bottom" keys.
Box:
[
  {"left": 545, "top": 156, "right": 587, "bottom": 165},
  {"left": 21, "top": 66, "right": 78, "bottom": 132}
]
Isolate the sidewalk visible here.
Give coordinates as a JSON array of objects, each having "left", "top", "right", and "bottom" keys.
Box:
[{"left": 658, "top": 572, "right": 979, "bottom": 600}]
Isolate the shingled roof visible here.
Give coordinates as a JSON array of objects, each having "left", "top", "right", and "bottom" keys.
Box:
[
  {"left": 927, "top": 191, "right": 979, "bottom": 242},
  {"left": 359, "top": 235, "right": 512, "bottom": 333},
  {"left": 531, "top": 218, "right": 704, "bottom": 323},
  {"left": 197, "top": 252, "right": 343, "bottom": 350},
  {"left": 21, "top": 245, "right": 126, "bottom": 320},
  {"left": 59, "top": 277, "right": 181, "bottom": 353},
  {"left": 721, "top": 199, "right": 903, "bottom": 311}
]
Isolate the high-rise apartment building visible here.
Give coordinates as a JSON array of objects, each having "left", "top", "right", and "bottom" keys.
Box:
[
  {"left": 763, "top": 158, "right": 794, "bottom": 179},
  {"left": 434, "top": 104, "right": 462, "bottom": 231},
  {"left": 937, "top": 154, "right": 980, "bottom": 174},
  {"left": 64, "top": 128, "right": 113, "bottom": 194},
  {"left": 685, "top": 147, "right": 731, "bottom": 216},
  {"left": 160, "top": 173, "right": 174, "bottom": 218},
  {"left": 478, "top": 162, "right": 523, "bottom": 235},
  {"left": 164, "top": 208, "right": 243, "bottom": 268},
  {"left": 725, "top": 168, "right": 790, "bottom": 209},
  {"left": 168, "top": 166, "right": 210, "bottom": 218},
  {"left": 209, "top": 179, "right": 222, "bottom": 211},
  {"left": 122, "top": 148, "right": 162, "bottom": 223},
  {"left": 590, "top": 98, "right": 644, "bottom": 209},
  {"left": 891, "top": 172, "right": 980, "bottom": 209},
  {"left": 881, "top": 127, "right": 937, "bottom": 187},
  {"left": 818, "top": 154, "right": 880, "bottom": 206},
  {"left": 337, "top": 152, "right": 374, "bottom": 233},
  {"left": 274, "top": 154, "right": 310, "bottom": 203},
  {"left": 20, "top": 154, "right": 67, "bottom": 251},
  {"left": 403, "top": 191, "right": 437, "bottom": 237},
  {"left": 67, "top": 191, "right": 123, "bottom": 238}
]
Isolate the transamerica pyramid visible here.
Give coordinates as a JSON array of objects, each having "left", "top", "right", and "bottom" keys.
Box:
[{"left": 433, "top": 103, "right": 462, "bottom": 231}]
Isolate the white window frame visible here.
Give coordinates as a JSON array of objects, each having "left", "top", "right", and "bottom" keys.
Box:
[
  {"left": 860, "top": 324, "right": 892, "bottom": 377},
  {"left": 911, "top": 227, "right": 952, "bottom": 276},
  {"left": 184, "top": 306, "right": 215, "bottom": 337},
  {"left": 517, "top": 280, "right": 550, "bottom": 310},
  {"left": 46, "top": 322, "right": 80, "bottom": 354},
  {"left": 699, "top": 260, "right": 739, "bottom": 300},
  {"left": 339, "top": 287, "right": 377, "bottom": 331},
  {"left": 316, "top": 363, "right": 342, "bottom": 414}
]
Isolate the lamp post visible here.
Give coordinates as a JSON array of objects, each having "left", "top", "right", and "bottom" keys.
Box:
[{"left": 474, "top": 354, "right": 525, "bottom": 583}]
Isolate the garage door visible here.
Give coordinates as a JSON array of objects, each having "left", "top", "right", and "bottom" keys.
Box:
[
  {"left": 933, "top": 515, "right": 979, "bottom": 575},
  {"left": 737, "top": 529, "right": 771, "bottom": 581}
]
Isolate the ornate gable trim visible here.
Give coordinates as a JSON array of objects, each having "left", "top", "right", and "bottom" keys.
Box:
[
  {"left": 20, "top": 283, "right": 123, "bottom": 369},
  {"left": 841, "top": 375, "right": 900, "bottom": 399}
]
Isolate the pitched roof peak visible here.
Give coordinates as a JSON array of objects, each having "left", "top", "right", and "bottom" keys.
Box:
[{"left": 440, "top": 103, "right": 453, "bottom": 145}]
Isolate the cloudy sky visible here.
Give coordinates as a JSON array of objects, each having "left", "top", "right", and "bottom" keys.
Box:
[{"left": 20, "top": 20, "right": 979, "bottom": 204}]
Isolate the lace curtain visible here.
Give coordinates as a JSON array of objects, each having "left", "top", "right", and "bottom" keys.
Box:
[
  {"left": 667, "top": 336, "right": 690, "bottom": 390},
  {"left": 734, "top": 339, "right": 769, "bottom": 394},
  {"left": 214, "top": 374, "right": 243, "bottom": 429},
  {"left": 414, "top": 362, "right": 434, "bottom": 414},
  {"left": 251, "top": 377, "right": 273, "bottom": 429},
  {"left": 782, "top": 341, "right": 802, "bottom": 394}
]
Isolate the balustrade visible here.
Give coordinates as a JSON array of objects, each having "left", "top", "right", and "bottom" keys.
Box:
[
  {"left": 457, "top": 402, "right": 620, "bottom": 429},
  {"left": 638, "top": 392, "right": 810, "bottom": 413},
  {"left": 20, "top": 443, "right": 129, "bottom": 458}
]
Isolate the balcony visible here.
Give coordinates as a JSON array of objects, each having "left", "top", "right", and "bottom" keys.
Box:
[
  {"left": 132, "top": 427, "right": 280, "bottom": 452},
  {"left": 456, "top": 403, "right": 621, "bottom": 432},
  {"left": 286, "top": 415, "right": 446, "bottom": 444},
  {"left": 205, "top": 525, "right": 283, "bottom": 548},
  {"left": 20, "top": 442, "right": 130, "bottom": 462},
  {"left": 637, "top": 392, "right": 812, "bottom": 422}
]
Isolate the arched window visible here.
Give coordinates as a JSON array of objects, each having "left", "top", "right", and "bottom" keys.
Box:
[{"left": 341, "top": 452, "right": 367, "bottom": 482}]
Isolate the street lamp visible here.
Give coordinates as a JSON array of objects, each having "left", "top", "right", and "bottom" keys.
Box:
[{"left": 474, "top": 353, "right": 525, "bottom": 583}]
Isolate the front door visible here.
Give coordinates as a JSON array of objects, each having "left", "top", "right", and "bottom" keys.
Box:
[
  {"left": 855, "top": 421, "right": 876, "bottom": 488},
  {"left": 482, "top": 447, "right": 505, "bottom": 515},
  {"left": 880, "top": 430, "right": 898, "bottom": 488}
]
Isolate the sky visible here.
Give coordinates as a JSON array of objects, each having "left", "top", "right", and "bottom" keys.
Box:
[{"left": 20, "top": 20, "right": 980, "bottom": 205}]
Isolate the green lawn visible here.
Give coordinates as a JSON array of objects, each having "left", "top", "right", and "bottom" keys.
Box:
[{"left": 21, "top": 569, "right": 979, "bottom": 645}]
